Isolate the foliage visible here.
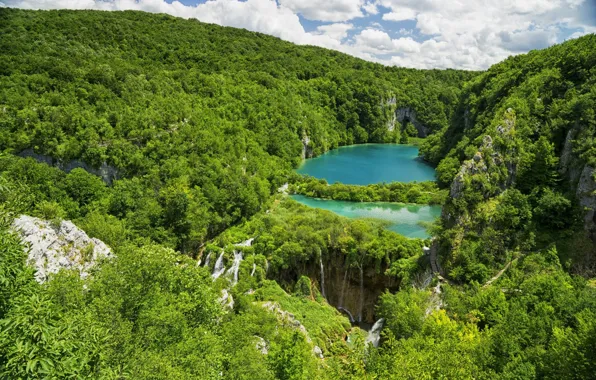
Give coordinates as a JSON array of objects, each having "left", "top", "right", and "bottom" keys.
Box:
[{"left": 290, "top": 175, "right": 447, "bottom": 205}]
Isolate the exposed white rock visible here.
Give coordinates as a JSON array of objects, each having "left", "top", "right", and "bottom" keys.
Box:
[
  {"left": 277, "top": 183, "right": 289, "bottom": 194},
  {"left": 262, "top": 301, "right": 311, "bottom": 342},
  {"left": 219, "top": 289, "right": 234, "bottom": 310},
  {"left": 12, "top": 215, "right": 112, "bottom": 283},
  {"left": 312, "top": 345, "right": 324, "bottom": 359},
  {"left": 255, "top": 336, "right": 269, "bottom": 355},
  {"left": 301, "top": 134, "right": 313, "bottom": 159},
  {"left": 236, "top": 238, "right": 254, "bottom": 247}
]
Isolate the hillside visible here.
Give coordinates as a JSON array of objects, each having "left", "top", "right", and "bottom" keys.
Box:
[
  {"left": 0, "top": 8, "right": 595, "bottom": 380},
  {"left": 0, "top": 8, "right": 472, "bottom": 252}
]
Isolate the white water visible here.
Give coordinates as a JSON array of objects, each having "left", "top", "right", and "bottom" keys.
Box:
[
  {"left": 251, "top": 263, "right": 256, "bottom": 277},
  {"left": 212, "top": 251, "right": 225, "bottom": 279},
  {"left": 319, "top": 257, "right": 326, "bottom": 299},
  {"left": 358, "top": 266, "right": 364, "bottom": 323},
  {"left": 338, "top": 307, "right": 356, "bottom": 323},
  {"left": 237, "top": 238, "right": 254, "bottom": 247},
  {"left": 365, "top": 318, "right": 385, "bottom": 347},
  {"left": 203, "top": 252, "right": 212, "bottom": 267},
  {"left": 226, "top": 250, "right": 243, "bottom": 286},
  {"left": 339, "top": 269, "right": 348, "bottom": 307}
]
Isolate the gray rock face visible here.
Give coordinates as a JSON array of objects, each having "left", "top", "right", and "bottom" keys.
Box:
[
  {"left": 255, "top": 336, "right": 269, "bottom": 355},
  {"left": 18, "top": 149, "right": 119, "bottom": 185},
  {"left": 576, "top": 166, "right": 596, "bottom": 239},
  {"left": 559, "top": 128, "right": 584, "bottom": 185},
  {"left": 449, "top": 127, "right": 516, "bottom": 201},
  {"left": 395, "top": 107, "right": 430, "bottom": 137},
  {"left": 12, "top": 215, "right": 113, "bottom": 283},
  {"left": 301, "top": 135, "right": 313, "bottom": 159},
  {"left": 219, "top": 289, "right": 234, "bottom": 310}
]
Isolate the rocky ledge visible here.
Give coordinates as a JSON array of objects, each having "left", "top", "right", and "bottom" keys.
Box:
[{"left": 12, "top": 215, "right": 113, "bottom": 283}]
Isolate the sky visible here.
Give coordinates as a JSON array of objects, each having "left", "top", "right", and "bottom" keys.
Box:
[{"left": 2, "top": 0, "right": 595, "bottom": 70}]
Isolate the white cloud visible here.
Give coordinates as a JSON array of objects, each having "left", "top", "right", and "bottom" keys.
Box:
[
  {"left": 2, "top": 0, "right": 595, "bottom": 70},
  {"left": 315, "top": 23, "right": 354, "bottom": 41},
  {"left": 278, "top": 0, "right": 364, "bottom": 22},
  {"left": 362, "top": 1, "right": 378, "bottom": 15},
  {"left": 499, "top": 28, "right": 558, "bottom": 52},
  {"left": 382, "top": 6, "right": 417, "bottom": 21},
  {"left": 355, "top": 29, "right": 396, "bottom": 53}
]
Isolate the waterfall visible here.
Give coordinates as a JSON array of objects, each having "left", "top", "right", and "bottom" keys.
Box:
[
  {"left": 212, "top": 251, "right": 225, "bottom": 280},
  {"left": 225, "top": 250, "right": 243, "bottom": 286},
  {"left": 265, "top": 260, "right": 269, "bottom": 274},
  {"left": 237, "top": 238, "right": 254, "bottom": 247},
  {"left": 338, "top": 307, "right": 356, "bottom": 323},
  {"left": 203, "top": 252, "right": 212, "bottom": 267},
  {"left": 319, "top": 256, "right": 326, "bottom": 299},
  {"left": 365, "top": 318, "right": 385, "bottom": 347},
  {"left": 358, "top": 266, "right": 364, "bottom": 323},
  {"left": 251, "top": 263, "right": 256, "bottom": 277},
  {"left": 339, "top": 269, "right": 348, "bottom": 307}
]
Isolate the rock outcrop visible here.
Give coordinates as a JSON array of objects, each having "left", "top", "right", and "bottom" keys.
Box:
[
  {"left": 449, "top": 113, "right": 518, "bottom": 202},
  {"left": 12, "top": 215, "right": 113, "bottom": 283},
  {"left": 301, "top": 135, "right": 313, "bottom": 159},
  {"left": 301, "top": 254, "right": 400, "bottom": 324},
  {"left": 18, "top": 148, "right": 119, "bottom": 185},
  {"left": 395, "top": 107, "right": 430, "bottom": 138},
  {"left": 577, "top": 166, "right": 596, "bottom": 240}
]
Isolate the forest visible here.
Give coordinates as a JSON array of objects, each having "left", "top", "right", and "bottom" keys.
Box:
[{"left": 0, "top": 7, "right": 595, "bottom": 379}]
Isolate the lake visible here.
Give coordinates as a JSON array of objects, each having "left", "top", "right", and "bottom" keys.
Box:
[
  {"left": 291, "top": 195, "right": 441, "bottom": 239},
  {"left": 296, "top": 144, "right": 436, "bottom": 185},
  {"left": 293, "top": 144, "right": 439, "bottom": 239}
]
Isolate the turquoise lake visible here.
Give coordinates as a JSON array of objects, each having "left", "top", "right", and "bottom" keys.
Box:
[
  {"left": 291, "top": 195, "right": 441, "bottom": 239},
  {"left": 293, "top": 144, "right": 440, "bottom": 239},
  {"left": 296, "top": 144, "right": 436, "bottom": 185}
]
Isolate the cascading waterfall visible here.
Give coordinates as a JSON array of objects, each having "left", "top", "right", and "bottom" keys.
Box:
[
  {"left": 203, "top": 252, "right": 212, "bottom": 268},
  {"left": 251, "top": 263, "right": 256, "bottom": 277},
  {"left": 212, "top": 251, "right": 225, "bottom": 279},
  {"left": 319, "top": 256, "right": 326, "bottom": 299},
  {"left": 358, "top": 266, "right": 364, "bottom": 323},
  {"left": 339, "top": 269, "right": 348, "bottom": 307},
  {"left": 226, "top": 250, "right": 243, "bottom": 286},
  {"left": 365, "top": 318, "right": 385, "bottom": 347},
  {"left": 238, "top": 237, "right": 254, "bottom": 247}
]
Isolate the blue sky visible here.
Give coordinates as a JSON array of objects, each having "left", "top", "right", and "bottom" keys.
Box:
[{"left": 4, "top": 0, "right": 596, "bottom": 69}]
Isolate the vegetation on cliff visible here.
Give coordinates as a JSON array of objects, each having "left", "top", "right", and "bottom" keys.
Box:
[{"left": 0, "top": 8, "right": 595, "bottom": 380}]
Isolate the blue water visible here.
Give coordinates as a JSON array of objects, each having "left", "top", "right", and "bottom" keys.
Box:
[
  {"left": 291, "top": 195, "right": 441, "bottom": 239},
  {"left": 293, "top": 144, "right": 439, "bottom": 239},
  {"left": 296, "top": 144, "right": 435, "bottom": 185}
]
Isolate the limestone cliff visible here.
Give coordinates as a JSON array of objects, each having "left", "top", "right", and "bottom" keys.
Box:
[
  {"left": 18, "top": 148, "right": 119, "bottom": 185},
  {"left": 301, "top": 134, "right": 314, "bottom": 159},
  {"left": 12, "top": 215, "right": 113, "bottom": 283},
  {"left": 384, "top": 98, "right": 430, "bottom": 138}
]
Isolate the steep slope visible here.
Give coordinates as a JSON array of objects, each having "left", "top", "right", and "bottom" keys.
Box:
[
  {"left": 1, "top": 8, "right": 595, "bottom": 380},
  {"left": 0, "top": 8, "right": 473, "bottom": 252},
  {"left": 420, "top": 34, "right": 596, "bottom": 282}
]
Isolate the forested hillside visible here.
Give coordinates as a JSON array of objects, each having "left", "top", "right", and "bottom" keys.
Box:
[
  {"left": 422, "top": 34, "right": 596, "bottom": 282},
  {"left": 0, "top": 7, "right": 595, "bottom": 380},
  {"left": 0, "top": 8, "right": 471, "bottom": 253}
]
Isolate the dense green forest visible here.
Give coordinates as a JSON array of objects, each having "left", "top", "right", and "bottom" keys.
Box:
[{"left": 0, "top": 8, "right": 595, "bottom": 379}]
